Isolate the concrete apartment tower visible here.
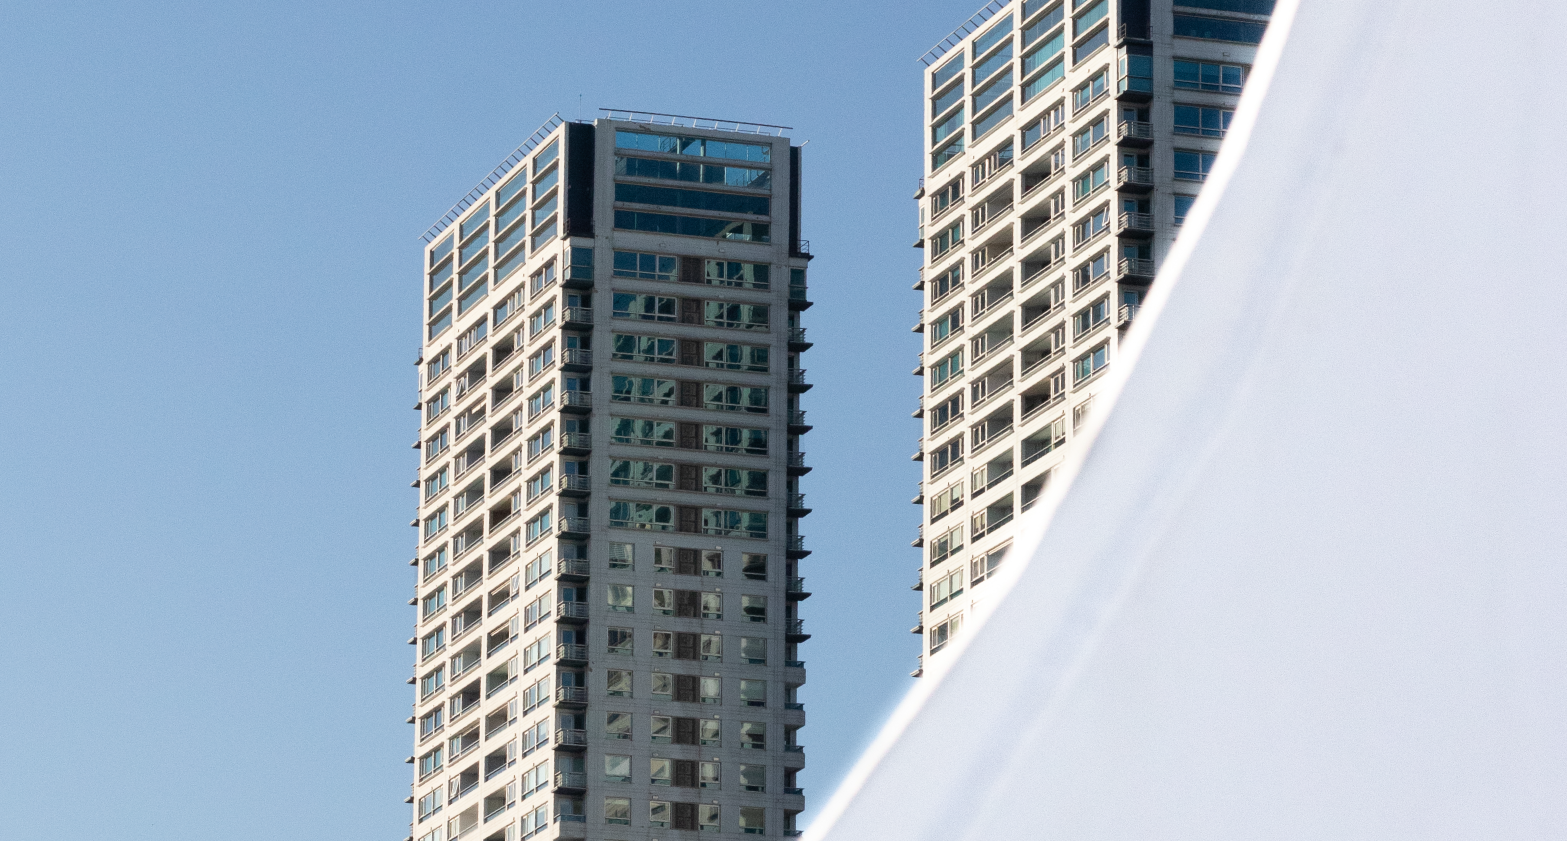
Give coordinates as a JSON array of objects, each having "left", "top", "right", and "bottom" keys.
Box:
[
  {"left": 408, "top": 111, "right": 812, "bottom": 841},
  {"left": 911, "top": 0, "right": 1271, "bottom": 674}
]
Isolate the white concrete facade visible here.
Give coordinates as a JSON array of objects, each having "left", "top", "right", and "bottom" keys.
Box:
[
  {"left": 911, "top": 0, "right": 1269, "bottom": 673},
  {"left": 408, "top": 114, "right": 811, "bottom": 841}
]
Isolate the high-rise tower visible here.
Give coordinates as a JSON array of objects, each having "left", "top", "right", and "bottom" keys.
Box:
[
  {"left": 408, "top": 111, "right": 812, "bottom": 841},
  {"left": 911, "top": 0, "right": 1271, "bottom": 674}
]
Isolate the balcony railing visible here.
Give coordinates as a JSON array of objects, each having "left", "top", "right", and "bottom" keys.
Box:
[
  {"left": 787, "top": 369, "right": 808, "bottom": 386},
  {"left": 553, "top": 771, "right": 587, "bottom": 791},
  {"left": 561, "top": 390, "right": 592, "bottom": 410},
  {"left": 557, "top": 475, "right": 590, "bottom": 493},
  {"left": 787, "top": 535, "right": 805, "bottom": 552},
  {"left": 787, "top": 452, "right": 806, "bottom": 467},
  {"left": 561, "top": 306, "right": 593, "bottom": 326},
  {"left": 561, "top": 348, "right": 592, "bottom": 367},
  {"left": 553, "top": 728, "right": 587, "bottom": 748},
  {"left": 560, "top": 431, "right": 591, "bottom": 452},
  {"left": 557, "top": 558, "right": 590, "bottom": 579},
  {"left": 787, "top": 619, "right": 805, "bottom": 635},
  {"left": 787, "top": 576, "right": 808, "bottom": 594},
  {"left": 789, "top": 326, "right": 808, "bottom": 343},
  {"left": 1118, "top": 211, "right": 1153, "bottom": 232},
  {"left": 555, "top": 685, "right": 588, "bottom": 705},
  {"left": 1119, "top": 258, "right": 1155, "bottom": 278},
  {"left": 1117, "top": 120, "right": 1153, "bottom": 142},
  {"left": 788, "top": 492, "right": 807, "bottom": 509},
  {"left": 789, "top": 409, "right": 808, "bottom": 426},
  {"left": 556, "top": 643, "right": 588, "bottom": 663},
  {"left": 556, "top": 600, "right": 589, "bottom": 621},
  {"left": 559, "top": 517, "right": 590, "bottom": 535},
  {"left": 1117, "top": 166, "right": 1154, "bottom": 187},
  {"left": 1119, "top": 303, "right": 1141, "bottom": 325}
]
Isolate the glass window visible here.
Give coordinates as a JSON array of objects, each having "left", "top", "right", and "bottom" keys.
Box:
[
  {"left": 1172, "top": 14, "right": 1267, "bottom": 43},
  {"left": 1022, "top": 3, "right": 1064, "bottom": 45},
  {"left": 931, "top": 135, "right": 965, "bottom": 171},
  {"left": 604, "top": 796, "right": 631, "bottom": 825},
  {"left": 973, "top": 70, "right": 1013, "bottom": 114},
  {"left": 1174, "top": 194, "right": 1197, "bottom": 225},
  {"left": 1072, "top": 0, "right": 1106, "bottom": 35},
  {"left": 973, "top": 14, "right": 1013, "bottom": 56},
  {"left": 607, "top": 627, "right": 633, "bottom": 655},
  {"left": 972, "top": 42, "right": 1013, "bottom": 86},
  {"left": 932, "top": 80, "right": 965, "bottom": 117},
  {"left": 932, "top": 106, "right": 964, "bottom": 146},
  {"left": 1073, "top": 25, "right": 1109, "bottom": 63},
  {"left": 1173, "top": 59, "right": 1246, "bottom": 93},
  {"left": 613, "top": 210, "right": 770, "bottom": 242},
  {"left": 1073, "top": 342, "right": 1110, "bottom": 381},
  {"left": 1174, "top": 104, "right": 1234, "bottom": 137},
  {"left": 931, "top": 53, "right": 964, "bottom": 90},
  {"left": 1173, "top": 150, "right": 1217, "bottom": 181}
]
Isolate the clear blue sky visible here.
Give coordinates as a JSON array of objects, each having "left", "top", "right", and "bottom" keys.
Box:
[{"left": 0, "top": 1, "right": 969, "bottom": 837}]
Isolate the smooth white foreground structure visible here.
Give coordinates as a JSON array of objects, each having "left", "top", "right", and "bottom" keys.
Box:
[{"left": 814, "top": 0, "right": 1567, "bottom": 837}]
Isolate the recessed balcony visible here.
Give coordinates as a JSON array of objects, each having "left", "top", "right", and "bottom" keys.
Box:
[{"left": 1116, "top": 120, "right": 1154, "bottom": 147}]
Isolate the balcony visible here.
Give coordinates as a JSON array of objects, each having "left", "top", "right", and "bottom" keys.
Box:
[
  {"left": 557, "top": 475, "right": 590, "bottom": 496},
  {"left": 556, "top": 643, "right": 588, "bottom": 665},
  {"left": 1118, "top": 212, "right": 1154, "bottom": 235},
  {"left": 557, "top": 558, "right": 590, "bottom": 580},
  {"left": 788, "top": 326, "right": 812, "bottom": 350},
  {"left": 556, "top": 601, "right": 589, "bottom": 623},
  {"left": 561, "top": 348, "right": 592, "bottom": 371},
  {"left": 788, "top": 283, "right": 812, "bottom": 310},
  {"left": 560, "top": 431, "right": 591, "bottom": 454},
  {"left": 787, "top": 576, "right": 812, "bottom": 600},
  {"left": 1116, "top": 120, "right": 1154, "bottom": 147},
  {"left": 788, "top": 493, "right": 811, "bottom": 516},
  {"left": 555, "top": 685, "right": 588, "bottom": 708},
  {"left": 787, "top": 534, "right": 810, "bottom": 559},
  {"left": 912, "top": 524, "right": 924, "bottom": 547},
  {"left": 787, "top": 369, "right": 812, "bottom": 392},
  {"left": 561, "top": 390, "right": 592, "bottom": 413},
  {"left": 788, "top": 409, "right": 811, "bottom": 433},
  {"left": 552, "top": 771, "right": 587, "bottom": 793},
  {"left": 786, "top": 619, "right": 810, "bottom": 642},
  {"left": 553, "top": 728, "right": 587, "bottom": 750},
  {"left": 787, "top": 452, "right": 810, "bottom": 475},
  {"left": 1117, "top": 166, "right": 1154, "bottom": 192},
  {"left": 1119, "top": 258, "right": 1155, "bottom": 280},
  {"left": 559, "top": 517, "right": 590, "bottom": 538},
  {"left": 912, "top": 568, "right": 924, "bottom": 591},
  {"left": 1119, "top": 303, "right": 1141, "bottom": 327},
  {"left": 562, "top": 306, "right": 593, "bottom": 329}
]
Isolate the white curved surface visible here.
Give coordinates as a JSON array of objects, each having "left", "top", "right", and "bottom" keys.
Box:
[{"left": 813, "top": 0, "right": 1567, "bottom": 837}]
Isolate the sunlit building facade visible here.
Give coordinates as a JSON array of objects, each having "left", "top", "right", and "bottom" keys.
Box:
[
  {"left": 407, "top": 111, "right": 812, "bottom": 840},
  {"left": 911, "top": 0, "right": 1271, "bottom": 673}
]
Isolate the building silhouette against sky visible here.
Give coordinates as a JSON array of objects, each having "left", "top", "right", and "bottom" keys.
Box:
[
  {"left": 911, "top": 0, "right": 1271, "bottom": 673},
  {"left": 408, "top": 111, "right": 812, "bottom": 840}
]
